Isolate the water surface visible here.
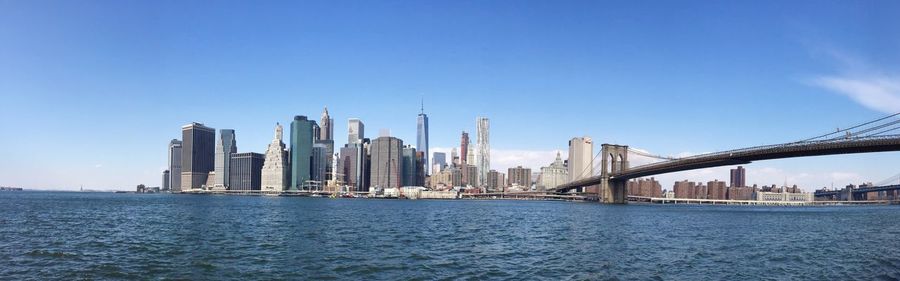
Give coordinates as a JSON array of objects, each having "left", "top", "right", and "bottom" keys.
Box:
[{"left": 1, "top": 191, "right": 899, "bottom": 280}]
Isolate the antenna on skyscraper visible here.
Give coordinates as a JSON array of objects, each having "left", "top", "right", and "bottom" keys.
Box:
[{"left": 420, "top": 97, "right": 424, "bottom": 114}]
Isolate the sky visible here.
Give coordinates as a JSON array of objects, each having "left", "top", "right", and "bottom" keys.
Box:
[{"left": 1, "top": 0, "right": 899, "bottom": 191}]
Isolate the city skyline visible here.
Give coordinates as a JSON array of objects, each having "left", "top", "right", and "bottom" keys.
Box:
[{"left": 2, "top": 1, "right": 900, "bottom": 190}]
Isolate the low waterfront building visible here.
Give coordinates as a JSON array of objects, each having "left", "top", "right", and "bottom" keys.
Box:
[
  {"left": 627, "top": 178, "right": 662, "bottom": 197},
  {"left": 756, "top": 191, "right": 813, "bottom": 202},
  {"left": 727, "top": 186, "right": 756, "bottom": 200}
]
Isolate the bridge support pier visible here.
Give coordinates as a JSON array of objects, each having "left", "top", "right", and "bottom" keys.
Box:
[
  {"left": 600, "top": 178, "right": 627, "bottom": 204},
  {"left": 599, "top": 144, "right": 629, "bottom": 204}
]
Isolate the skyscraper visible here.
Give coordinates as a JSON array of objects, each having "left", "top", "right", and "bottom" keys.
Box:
[
  {"left": 320, "top": 107, "right": 334, "bottom": 141},
  {"left": 214, "top": 129, "right": 236, "bottom": 190},
  {"left": 319, "top": 107, "right": 335, "bottom": 181},
  {"left": 339, "top": 140, "right": 370, "bottom": 192},
  {"left": 370, "top": 136, "right": 403, "bottom": 189},
  {"left": 476, "top": 117, "right": 490, "bottom": 187},
  {"left": 229, "top": 152, "right": 264, "bottom": 191},
  {"left": 451, "top": 148, "right": 459, "bottom": 166},
  {"left": 730, "top": 166, "right": 746, "bottom": 187},
  {"left": 432, "top": 152, "right": 447, "bottom": 172},
  {"left": 181, "top": 122, "right": 215, "bottom": 190},
  {"left": 567, "top": 136, "right": 594, "bottom": 182},
  {"left": 460, "top": 131, "right": 469, "bottom": 184},
  {"left": 348, "top": 118, "right": 365, "bottom": 145},
  {"left": 291, "top": 115, "right": 314, "bottom": 190},
  {"left": 311, "top": 143, "right": 328, "bottom": 186},
  {"left": 168, "top": 139, "right": 182, "bottom": 192},
  {"left": 162, "top": 170, "right": 170, "bottom": 191},
  {"left": 417, "top": 103, "right": 429, "bottom": 176},
  {"left": 261, "top": 123, "right": 290, "bottom": 192},
  {"left": 402, "top": 145, "right": 418, "bottom": 186}
]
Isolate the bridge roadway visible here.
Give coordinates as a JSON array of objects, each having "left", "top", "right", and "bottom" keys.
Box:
[
  {"left": 556, "top": 135, "right": 900, "bottom": 193},
  {"left": 814, "top": 184, "right": 900, "bottom": 201}
]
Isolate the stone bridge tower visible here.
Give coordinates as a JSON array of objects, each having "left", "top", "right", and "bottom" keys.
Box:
[{"left": 599, "top": 144, "right": 629, "bottom": 204}]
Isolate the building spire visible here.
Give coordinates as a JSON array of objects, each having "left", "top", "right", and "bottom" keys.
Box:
[{"left": 420, "top": 98, "right": 424, "bottom": 114}]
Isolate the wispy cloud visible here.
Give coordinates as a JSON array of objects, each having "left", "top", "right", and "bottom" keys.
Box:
[
  {"left": 810, "top": 50, "right": 900, "bottom": 114},
  {"left": 812, "top": 75, "right": 900, "bottom": 114}
]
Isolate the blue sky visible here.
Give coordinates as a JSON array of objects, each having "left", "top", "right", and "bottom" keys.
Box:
[{"left": 2, "top": 0, "right": 899, "bottom": 190}]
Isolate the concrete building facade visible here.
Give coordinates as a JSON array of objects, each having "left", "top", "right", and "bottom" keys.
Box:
[
  {"left": 508, "top": 166, "right": 532, "bottom": 188},
  {"left": 568, "top": 137, "right": 594, "bottom": 182},
  {"left": 348, "top": 118, "right": 364, "bottom": 145},
  {"left": 261, "top": 123, "right": 289, "bottom": 192},
  {"left": 539, "top": 151, "right": 568, "bottom": 191},
  {"left": 730, "top": 166, "right": 746, "bottom": 188},
  {"left": 168, "top": 139, "right": 182, "bottom": 192},
  {"left": 370, "top": 136, "right": 403, "bottom": 189},
  {"left": 214, "top": 129, "right": 237, "bottom": 190}
]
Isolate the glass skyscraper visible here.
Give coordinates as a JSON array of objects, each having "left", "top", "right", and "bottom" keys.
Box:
[
  {"left": 417, "top": 106, "right": 429, "bottom": 175},
  {"left": 290, "top": 115, "right": 314, "bottom": 190}
]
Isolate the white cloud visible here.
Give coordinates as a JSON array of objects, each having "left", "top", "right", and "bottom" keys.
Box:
[
  {"left": 94, "top": 164, "right": 103, "bottom": 168},
  {"left": 812, "top": 75, "right": 900, "bottom": 114},
  {"left": 810, "top": 50, "right": 900, "bottom": 114}
]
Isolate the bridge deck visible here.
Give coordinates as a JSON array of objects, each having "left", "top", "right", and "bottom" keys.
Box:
[{"left": 557, "top": 135, "right": 900, "bottom": 192}]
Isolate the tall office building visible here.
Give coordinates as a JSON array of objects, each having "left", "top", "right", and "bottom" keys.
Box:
[
  {"left": 181, "top": 123, "right": 215, "bottom": 190},
  {"left": 291, "top": 116, "right": 314, "bottom": 190},
  {"left": 460, "top": 132, "right": 469, "bottom": 184},
  {"left": 432, "top": 152, "right": 447, "bottom": 172},
  {"left": 370, "top": 136, "right": 403, "bottom": 189},
  {"left": 168, "top": 139, "right": 182, "bottom": 192},
  {"left": 261, "top": 123, "right": 290, "bottom": 192},
  {"left": 229, "top": 152, "right": 264, "bottom": 191},
  {"left": 320, "top": 107, "right": 334, "bottom": 141},
  {"left": 214, "top": 129, "right": 237, "bottom": 189},
  {"left": 730, "top": 166, "right": 746, "bottom": 187},
  {"left": 311, "top": 143, "right": 328, "bottom": 185},
  {"left": 451, "top": 148, "right": 459, "bottom": 166},
  {"left": 339, "top": 140, "right": 370, "bottom": 192},
  {"left": 476, "top": 117, "right": 490, "bottom": 187},
  {"left": 402, "top": 145, "right": 418, "bottom": 186},
  {"left": 348, "top": 118, "right": 365, "bottom": 145},
  {"left": 539, "top": 151, "right": 568, "bottom": 191},
  {"left": 567, "top": 136, "right": 594, "bottom": 182},
  {"left": 319, "top": 108, "right": 335, "bottom": 181},
  {"left": 162, "top": 170, "right": 170, "bottom": 191},
  {"left": 417, "top": 103, "right": 429, "bottom": 175}
]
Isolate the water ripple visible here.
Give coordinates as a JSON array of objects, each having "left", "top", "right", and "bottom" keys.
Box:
[{"left": 2, "top": 192, "right": 900, "bottom": 280}]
